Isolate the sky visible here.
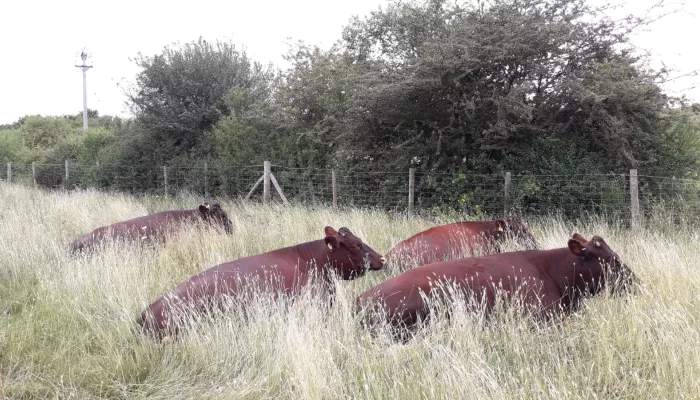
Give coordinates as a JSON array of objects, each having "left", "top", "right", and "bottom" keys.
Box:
[{"left": 0, "top": 0, "right": 698, "bottom": 125}]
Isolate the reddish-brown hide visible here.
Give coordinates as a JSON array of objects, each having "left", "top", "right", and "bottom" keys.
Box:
[
  {"left": 139, "top": 226, "right": 385, "bottom": 340},
  {"left": 70, "top": 202, "right": 233, "bottom": 252},
  {"left": 385, "top": 218, "right": 538, "bottom": 269},
  {"left": 356, "top": 234, "right": 636, "bottom": 333}
]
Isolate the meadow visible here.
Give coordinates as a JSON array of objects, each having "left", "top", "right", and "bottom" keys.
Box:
[{"left": 0, "top": 182, "right": 699, "bottom": 399}]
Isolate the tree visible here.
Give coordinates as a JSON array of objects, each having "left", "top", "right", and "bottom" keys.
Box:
[
  {"left": 276, "top": 43, "right": 359, "bottom": 168},
  {"left": 19, "top": 116, "right": 75, "bottom": 149},
  {"left": 320, "top": 0, "right": 688, "bottom": 212},
  {"left": 127, "top": 38, "right": 274, "bottom": 164},
  {"left": 337, "top": 0, "right": 675, "bottom": 170},
  {"left": 656, "top": 103, "right": 700, "bottom": 178}
]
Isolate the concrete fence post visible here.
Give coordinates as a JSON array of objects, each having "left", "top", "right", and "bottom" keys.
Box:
[
  {"left": 504, "top": 171, "right": 512, "bottom": 214},
  {"left": 263, "top": 161, "right": 271, "bottom": 205},
  {"left": 630, "top": 169, "right": 639, "bottom": 227},
  {"left": 64, "top": 159, "right": 70, "bottom": 189},
  {"left": 332, "top": 170, "right": 338, "bottom": 209}
]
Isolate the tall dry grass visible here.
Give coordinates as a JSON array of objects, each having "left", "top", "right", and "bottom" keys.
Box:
[{"left": 0, "top": 182, "right": 698, "bottom": 399}]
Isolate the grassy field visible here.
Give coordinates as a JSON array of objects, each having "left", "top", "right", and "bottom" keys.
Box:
[{"left": 1, "top": 182, "right": 699, "bottom": 399}]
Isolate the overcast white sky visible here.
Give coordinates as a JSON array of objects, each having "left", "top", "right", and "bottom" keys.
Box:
[{"left": 0, "top": 0, "right": 697, "bottom": 125}]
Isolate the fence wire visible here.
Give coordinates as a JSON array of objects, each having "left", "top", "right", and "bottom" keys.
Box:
[
  {"left": 638, "top": 175, "right": 700, "bottom": 224},
  {"left": 3, "top": 162, "right": 700, "bottom": 223},
  {"left": 508, "top": 174, "right": 629, "bottom": 218}
]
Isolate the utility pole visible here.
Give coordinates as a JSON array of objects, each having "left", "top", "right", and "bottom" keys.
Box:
[{"left": 75, "top": 51, "right": 93, "bottom": 136}]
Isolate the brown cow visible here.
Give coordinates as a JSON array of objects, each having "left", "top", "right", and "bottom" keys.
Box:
[
  {"left": 70, "top": 202, "right": 233, "bottom": 253},
  {"left": 355, "top": 234, "right": 636, "bottom": 336},
  {"left": 139, "top": 226, "right": 385, "bottom": 340},
  {"left": 386, "top": 218, "right": 538, "bottom": 270}
]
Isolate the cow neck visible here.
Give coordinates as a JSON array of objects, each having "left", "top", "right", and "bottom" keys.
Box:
[
  {"left": 145, "top": 209, "right": 201, "bottom": 226},
  {"left": 292, "top": 239, "right": 331, "bottom": 273},
  {"left": 538, "top": 247, "right": 583, "bottom": 301},
  {"left": 183, "top": 209, "right": 202, "bottom": 221}
]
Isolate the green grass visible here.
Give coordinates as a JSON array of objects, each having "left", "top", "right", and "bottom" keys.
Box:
[{"left": 0, "top": 182, "right": 699, "bottom": 399}]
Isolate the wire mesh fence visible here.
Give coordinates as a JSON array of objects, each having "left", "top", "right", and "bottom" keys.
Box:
[
  {"left": 3, "top": 161, "right": 700, "bottom": 224},
  {"left": 414, "top": 172, "right": 506, "bottom": 215},
  {"left": 637, "top": 175, "right": 700, "bottom": 225},
  {"left": 507, "top": 174, "right": 629, "bottom": 218}
]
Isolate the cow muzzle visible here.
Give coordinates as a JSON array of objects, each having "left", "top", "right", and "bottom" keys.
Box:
[{"left": 366, "top": 254, "right": 386, "bottom": 271}]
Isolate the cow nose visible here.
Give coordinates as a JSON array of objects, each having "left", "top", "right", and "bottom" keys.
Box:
[{"left": 380, "top": 256, "right": 386, "bottom": 264}]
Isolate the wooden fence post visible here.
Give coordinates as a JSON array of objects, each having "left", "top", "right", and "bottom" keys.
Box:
[
  {"left": 6, "top": 162, "right": 11, "bottom": 183},
  {"left": 408, "top": 168, "right": 415, "bottom": 216},
  {"left": 204, "top": 161, "right": 209, "bottom": 198},
  {"left": 332, "top": 170, "right": 338, "bottom": 209},
  {"left": 629, "top": 169, "right": 639, "bottom": 227},
  {"left": 163, "top": 166, "right": 168, "bottom": 198},
  {"left": 31, "top": 161, "right": 36, "bottom": 187},
  {"left": 263, "top": 161, "right": 271, "bottom": 205},
  {"left": 64, "top": 159, "right": 70, "bottom": 189},
  {"left": 504, "top": 171, "right": 512, "bottom": 214}
]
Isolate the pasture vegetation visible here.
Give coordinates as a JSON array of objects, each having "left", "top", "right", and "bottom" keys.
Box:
[{"left": 1, "top": 182, "right": 699, "bottom": 399}]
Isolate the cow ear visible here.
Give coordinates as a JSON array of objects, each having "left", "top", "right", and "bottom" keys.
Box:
[
  {"left": 324, "top": 226, "right": 337, "bottom": 237},
  {"left": 325, "top": 236, "right": 339, "bottom": 250},
  {"left": 198, "top": 204, "right": 209, "bottom": 215},
  {"left": 568, "top": 238, "right": 587, "bottom": 257},
  {"left": 571, "top": 233, "right": 587, "bottom": 243}
]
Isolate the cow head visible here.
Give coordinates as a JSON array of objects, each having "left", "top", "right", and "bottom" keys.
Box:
[
  {"left": 323, "top": 226, "right": 385, "bottom": 279},
  {"left": 496, "top": 217, "right": 539, "bottom": 250},
  {"left": 198, "top": 202, "right": 233, "bottom": 234},
  {"left": 567, "top": 233, "right": 638, "bottom": 295}
]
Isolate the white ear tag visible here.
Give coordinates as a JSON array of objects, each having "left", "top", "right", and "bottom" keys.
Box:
[{"left": 498, "top": 226, "right": 504, "bottom": 232}]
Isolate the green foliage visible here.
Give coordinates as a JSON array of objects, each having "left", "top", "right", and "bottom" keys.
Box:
[
  {"left": 339, "top": 0, "right": 663, "bottom": 172},
  {"left": 656, "top": 104, "right": 700, "bottom": 178},
  {"left": 75, "top": 128, "right": 113, "bottom": 165},
  {"left": 128, "top": 37, "right": 275, "bottom": 165},
  {"left": 277, "top": 43, "right": 360, "bottom": 169},
  {"left": 19, "top": 115, "right": 76, "bottom": 149},
  {"left": 0, "top": 129, "right": 22, "bottom": 162}
]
